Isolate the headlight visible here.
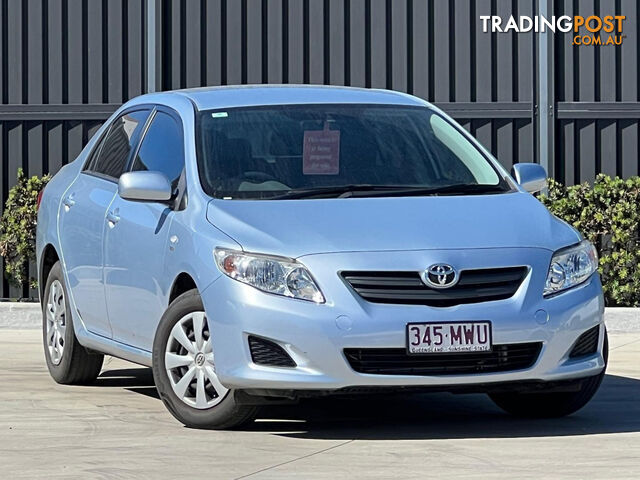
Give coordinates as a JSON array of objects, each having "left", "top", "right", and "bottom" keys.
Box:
[
  {"left": 544, "top": 240, "right": 598, "bottom": 296},
  {"left": 214, "top": 248, "right": 325, "bottom": 303}
]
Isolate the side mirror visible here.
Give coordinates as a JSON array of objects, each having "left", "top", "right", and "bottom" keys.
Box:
[
  {"left": 118, "top": 171, "right": 172, "bottom": 202},
  {"left": 511, "top": 163, "right": 547, "bottom": 194}
]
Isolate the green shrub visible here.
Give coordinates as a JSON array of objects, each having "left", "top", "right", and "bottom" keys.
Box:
[
  {"left": 0, "top": 168, "right": 51, "bottom": 289},
  {"left": 1, "top": 169, "right": 638, "bottom": 306},
  {"left": 540, "top": 174, "right": 640, "bottom": 307}
]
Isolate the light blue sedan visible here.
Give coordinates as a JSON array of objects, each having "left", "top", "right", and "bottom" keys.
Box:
[{"left": 36, "top": 85, "right": 606, "bottom": 429}]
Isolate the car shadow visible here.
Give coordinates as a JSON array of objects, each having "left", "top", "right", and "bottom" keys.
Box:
[
  {"left": 93, "top": 367, "right": 160, "bottom": 400},
  {"left": 92, "top": 369, "right": 640, "bottom": 439},
  {"left": 253, "top": 374, "right": 640, "bottom": 439}
]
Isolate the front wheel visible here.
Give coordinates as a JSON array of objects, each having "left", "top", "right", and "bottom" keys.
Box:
[
  {"left": 490, "top": 329, "right": 608, "bottom": 418},
  {"left": 152, "top": 289, "right": 257, "bottom": 429}
]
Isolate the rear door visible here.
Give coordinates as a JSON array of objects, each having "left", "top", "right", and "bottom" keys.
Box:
[
  {"left": 103, "top": 108, "right": 186, "bottom": 350},
  {"left": 58, "top": 108, "right": 151, "bottom": 338}
]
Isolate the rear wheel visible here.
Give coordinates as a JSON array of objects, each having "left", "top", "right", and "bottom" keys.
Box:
[
  {"left": 489, "top": 329, "right": 608, "bottom": 418},
  {"left": 42, "top": 261, "right": 104, "bottom": 384},
  {"left": 152, "top": 289, "right": 257, "bottom": 429}
]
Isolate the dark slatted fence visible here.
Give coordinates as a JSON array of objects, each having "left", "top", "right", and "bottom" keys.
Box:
[
  {"left": 158, "top": 0, "right": 537, "bottom": 170},
  {"left": 553, "top": 0, "right": 640, "bottom": 184},
  {"left": 1, "top": 0, "right": 639, "bottom": 298},
  {"left": 0, "top": 0, "right": 146, "bottom": 298}
]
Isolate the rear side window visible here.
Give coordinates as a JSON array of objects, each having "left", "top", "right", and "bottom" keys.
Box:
[
  {"left": 131, "top": 111, "right": 185, "bottom": 189},
  {"left": 84, "top": 129, "right": 109, "bottom": 171},
  {"left": 89, "top": 109, "right": 151, "bottom": 179}
]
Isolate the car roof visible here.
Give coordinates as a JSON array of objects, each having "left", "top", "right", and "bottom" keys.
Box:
[{"left": 170, "top": 84, "right": 428, "bottom": 111}]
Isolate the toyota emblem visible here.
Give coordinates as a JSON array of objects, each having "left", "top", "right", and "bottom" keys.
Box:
[{"left": 422, "top": 264, "right": 458, "bottom": 289}]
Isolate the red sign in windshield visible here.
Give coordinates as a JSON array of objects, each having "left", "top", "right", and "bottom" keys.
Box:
[{"left": 303, "top": 125, "right": 340, "bottom": 175}]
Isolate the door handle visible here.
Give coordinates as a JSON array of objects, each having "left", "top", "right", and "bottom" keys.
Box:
[
  {"left": 106, "top": 209, "right": 120, "bottom": 227},
  {"left": 62, "top": 194, "right": 75, "bottom": 211}
]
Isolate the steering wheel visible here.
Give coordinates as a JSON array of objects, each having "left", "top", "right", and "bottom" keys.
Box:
[{"left": 242, "top": 171, "right": 280, "bottom": 184}]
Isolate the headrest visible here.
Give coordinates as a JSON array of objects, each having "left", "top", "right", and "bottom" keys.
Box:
[{"left": 268, "top": 130, "right": 303, "bottom": 156}]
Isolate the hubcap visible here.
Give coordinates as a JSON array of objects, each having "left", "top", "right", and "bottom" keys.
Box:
[
  {"left": 164, "top": 312, "right": 229, "bottom": 409},
  {"left": 194, "top": 352, "right": 205, "bottom": 367},
  {"left": 46, "top": 280, "right": 66, "bottom": 365}
]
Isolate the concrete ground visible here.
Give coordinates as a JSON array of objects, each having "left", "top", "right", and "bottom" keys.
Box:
[{"left": 1, "top": 330, "right": 639, "bottom": 479}]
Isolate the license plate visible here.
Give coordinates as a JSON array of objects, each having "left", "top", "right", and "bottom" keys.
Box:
[{"left": 406, "top": 322, "right": 492, "bottom": 354}]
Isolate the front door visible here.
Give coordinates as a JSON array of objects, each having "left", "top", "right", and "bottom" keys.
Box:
[{"left": 104, "top": 109, "right": 186, "bottom": 350}]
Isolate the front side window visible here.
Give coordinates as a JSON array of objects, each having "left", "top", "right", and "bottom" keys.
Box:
[
  {"left": 196, "top": 104, "right": 510, "bottom": 200},
  {"left": 131, "top": 111, "right": 185, "bottom": 189},
  {"left": 90, "top": 109, "right": 151, "bottom": 179}
]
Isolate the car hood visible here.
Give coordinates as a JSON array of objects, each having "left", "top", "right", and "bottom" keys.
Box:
[{"left": 206, "top": 192, "right": 581, "bottom": 258}]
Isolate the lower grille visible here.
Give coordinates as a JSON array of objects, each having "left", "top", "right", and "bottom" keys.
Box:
[
  {"left": 248, "top": 336, "right": 296, "bottom": 367},
  {"left": 569, "top": 326, "right": 600, "bottom": 358},
  {"left": 341, "top": 267, "right": 527, "bottom": 307},
  {"left": 344, "top": 342, "right": 542, "bottom": 376}
]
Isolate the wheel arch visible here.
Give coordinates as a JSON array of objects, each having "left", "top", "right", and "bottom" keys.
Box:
[
  {"left": 39, "top": 244, "right": 60, "bottom": 304},
  {"left": 169, "top": 272, "right": 198, "bottom": 305}
]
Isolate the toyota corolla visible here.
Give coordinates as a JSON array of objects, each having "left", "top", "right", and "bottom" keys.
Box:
[{"left": 36, "top": 85, "right": 606, "bottom": 429}]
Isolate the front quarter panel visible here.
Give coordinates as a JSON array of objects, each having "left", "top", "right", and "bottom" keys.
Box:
[
  {"left": 162, "top": 195, "right": 241, "bottom": 309},
  {"left": 153, "top": 93, "right": 244, "bottom": 320}
]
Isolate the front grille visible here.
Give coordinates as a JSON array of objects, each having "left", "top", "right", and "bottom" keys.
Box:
[
  {"left": 248, "top": 336, "right": 296, "bottom": 367},
  {"left": 344, "top": 342, "right": 542, "bottom": 376},
  {"left": 569, "top": 326, "right": 600, "bottom": 358},
  {"left": 341, "top": 267, "right": 527, "bottom": 307}
]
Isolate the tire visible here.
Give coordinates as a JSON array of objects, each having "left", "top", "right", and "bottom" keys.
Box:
[
  {"left": 489, "top": 329, "right": 608, "bottom": 418},
  {"left": 42, "top": 261, "right": 104, "bottom": 384},
  {"left": 152, "top": 289, "right": 257, "bottom": 429}
]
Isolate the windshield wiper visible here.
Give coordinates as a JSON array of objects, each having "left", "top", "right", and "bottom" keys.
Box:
[
  {"left": 267, "top": 183, "right": 509, "bottom": 199},
  {"left": 267, "top": 184, "right": 417, "bottom": 199},
  {"left": 406, "top": 183, "right": 510, "bottom": 196}
]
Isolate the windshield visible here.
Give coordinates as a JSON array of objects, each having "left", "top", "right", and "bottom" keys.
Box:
[{"left": 196, "top": 104, "right": 511, "bottom": 199}]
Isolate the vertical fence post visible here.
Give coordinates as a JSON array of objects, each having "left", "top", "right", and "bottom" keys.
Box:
[
  {"left": 538, "top": 0, "right": 550, "bottom": 172},
  {"left": 537, "top": 0, "right": 555, "bottom": 175},
  {"left": 146, "top": 0, "right": 157, "bottom": 93}
]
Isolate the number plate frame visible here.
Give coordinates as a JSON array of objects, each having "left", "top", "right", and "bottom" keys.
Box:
[{"left": 405, "top": 321, "right": 493, "bottom": 355}]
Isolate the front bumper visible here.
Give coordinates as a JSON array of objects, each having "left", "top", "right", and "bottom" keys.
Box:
[{"left": 201, "top": 248, "right": 606, "bottom": 391}]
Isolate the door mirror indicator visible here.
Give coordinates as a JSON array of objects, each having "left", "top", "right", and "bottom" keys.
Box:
[
  {"left": 511, "top": 163, "right": 547, "bottom": 193},
  {"left": 118, "top": 171, "right": 173, "bottom": 202}
]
